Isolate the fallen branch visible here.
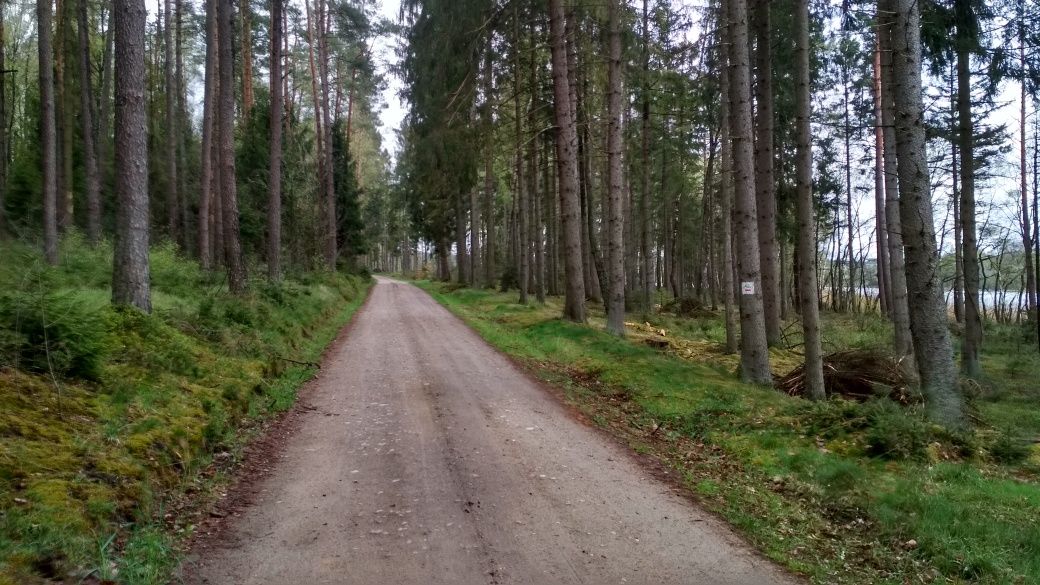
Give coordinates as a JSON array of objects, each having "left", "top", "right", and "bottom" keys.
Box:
[{"left": 277, "top": 356, "right": 321, "bottom": 369}]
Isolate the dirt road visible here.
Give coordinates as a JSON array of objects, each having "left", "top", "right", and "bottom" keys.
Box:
[{"left": 181, "top": 277, "right": 800, "bottom": 585}]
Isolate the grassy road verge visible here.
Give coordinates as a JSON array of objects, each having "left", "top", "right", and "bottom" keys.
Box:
[
  {"left": 415, "top": 280, "right": 1040, "bottom": 585},
  {"left": 0, "top": 239, "right": 371, "bottom": 584}
]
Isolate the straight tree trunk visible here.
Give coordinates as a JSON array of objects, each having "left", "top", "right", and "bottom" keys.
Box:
[
  {"left": 952, "top": 93, "right": 964, "bottom": 323},
  {"left": 304, "top": 0, "right": 326, "bottom": 262},
  {"left": 878, "top": 3, "right": 913, "bottom": 360},
  {"left": 872, "top": 42, "right": 890, "bottom": 314},
  {"left": 888, "top": 0, "right": 961, "bottom": 426},
  {"left": 719, "top": 20, "right": 738, "bottom": 354},
  {"left": 956, "top": 14, "right": 981, "bottom": 377},
  {"left": 98, "top": 10, "right": 114, "bottom": 186},
  {"left": 218, "top": 0, "right": 246, "bottom": 293},
  {"left": 728, "top": 0, "right": 771, "bottom": 384},
  {"left": 56, "top": 0, "right": 73, "bottom": 233},
  {"left": 795, "top": 0, "right": 824, "bottom": 399},
  {"left": 199, "top": 0, "right": 218, "bottom": 269},
  {"left": 548, "top": 0, "right": 586, "bottom": 322},
  {"left": 317, "top": 0, "right": 335, "bottom": 268},
  {"left": 267, "top": 0, "right": 283, "bottom": 281},
  {"left": 0, "top": 5, "right": 7, "bottom": 239},
  {"left": 515, "top": 9, "right": 528, "bottom": 303},
  {"left": 240, "top": 0, "right": 254, "bottom": 115},
  {"left": 1021, "top": 17, "right": 1037, "bottom": 323},
  {"left": 76, "top": 0, "right": 102, "bottom": 244},
  {"left": 39, "top": 0, "right": 59, "bottom": 264},
  {"left": 456, "top": 190, "right": 469, "bottom": 284},
  {"left": 483, "top": 51, "right": 496, "bottom": 287},
  {"left": 164, "top": 0, "right": 179, "bottom": 244},
  {"left": 753, "top": 0, "right": 781, "bottom": 344},
  {"left": 112, "top": 0, "right": 151, "bottom": 311},
  {"left": 639, "top": 0, "right": 652, "bottom": 313},
  {"left": 606, "top": 0, "right": 626, "bottom": 337}
]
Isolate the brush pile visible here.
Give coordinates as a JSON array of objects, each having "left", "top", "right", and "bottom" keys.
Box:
[{"left": 776, "top": 349, "right": 918, "bottom": 404}]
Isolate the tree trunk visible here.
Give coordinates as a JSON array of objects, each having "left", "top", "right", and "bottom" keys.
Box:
[
  {"left": 878, "top": 3, "right": 913, "bottom": 360},
  {"left": 304, "top": 0, "right": 326, "bottom": 263},
  {"left": 719, "top": 16, "right": 738, "bottom": 354},
  {"left": 456, "top": 190, "right": 469, "bottom": 284},
  {"left": 888, "top": 0, "right": 961, "bottom": 426},
  {"left": 753, "top": 0, "right": 781, "bottom": 344},
  {"left": 548, "top": 0, "right": 586, "bottom": 321},
  {"left": 0, "top": 6, "right": 7, "bottom": 239},
  {"left": 39, "top": 0, "right": 59, "bottom": 264},
  {"left": 75, "top": 0, "right": 102, "bottom": 244},
  {"left": 218, "top": 0, "right": 246, "bottom": 293},
  {"left": 112, "top": 0, "right": 151, "bottom": 311},
  {"left": 639, "top": 0, "right": 652, "bottom": 314},
  {"left": 872, "top": 42, "right": 890, "bottom": 314},
  {"left": 794, "top": 0, "right": 823, "bottom": 399},
  {"left": 728, "top": 0, "right": 771, "bottom": 384},
  {"left": 164, "top": 0, "right": 179, "bottom": 244},
  {"left": 483, "top": 51, "right": 496, "bottom": 287},
  {"left": 267, "top": 0, "right": 283, "bottom": 281},
  {"left": 56, "top": 0, "right": 73, "bottom": 233},
  {"left": 605, "top": 0, "right": 625, "bottom": 336},
  {"left": 317, "top": 0, "right": 335, "bottom": 269},
  {"left": 955, "top": 13, "right": 981, "bottom": 377},
  {"left": 98, "top": 13, "right": 114, "bottom": 181},
  {"left": 1021, "top": 17, "right": 1037, "bottom": 323},
  {"left": 199, "top": 0, "right": 217, "bottom": 269},
  {"left": 240, "top": 0, "right": 254, "bottom": 115}
]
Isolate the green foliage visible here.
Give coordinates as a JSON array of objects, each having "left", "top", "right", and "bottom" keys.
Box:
[
  {"left": 0, "top": 290, "right": 107, "bottom": 380},
  {"left": 417, "top": 280, "right": 1040, "bottom": 585},
  {"left": 0, "top": 240, "right": 372, "bottom": 584}
]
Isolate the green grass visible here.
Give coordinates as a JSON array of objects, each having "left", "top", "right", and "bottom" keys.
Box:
[
  {"left": 0, "top": 236, "right": 372, "bottom": 585},
  {"left": 414, "top": 280, "right": 1040, "bottom": 585}
]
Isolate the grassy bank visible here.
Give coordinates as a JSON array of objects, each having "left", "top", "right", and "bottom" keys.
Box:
[
  {"left": 415, "top": 280, "right": 1040, "bottom": 585},
  {"left": 0, "top": 237, "right": 371, "bottom": 585}
]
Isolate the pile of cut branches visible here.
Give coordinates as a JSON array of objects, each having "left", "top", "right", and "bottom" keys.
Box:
[{"left": 776, "top": 349, "right": 917, "bottom": 404}]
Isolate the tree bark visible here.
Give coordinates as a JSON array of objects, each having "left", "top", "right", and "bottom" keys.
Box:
[
  {"left": 164, "top": 0, "right": 179, "bottom": 244},
  {"left": 794, "top": 0, "right": 824, "bottom": 399},
  {"left": 199, "top": 0, "right": 217, "bottom": 269},
  {"left": 240, "top": 0, "right": 254, "bottom": 115},
  {"left": 218, "top": 0, "right": 246, "bottom": 293},
  {"left": 728, "top": 0, "right": 771, "bottom": 384},
  {"left": 753, "top": 0, "right": 781, "bottom": 344},
  {"left": 56, "top": 0, "right": 73, "bottom": 233},
  {"left": 483, "top": 50, "right": 495, "bottom": 287},
  {"left": 548, "top": 0, "right": 586, "bottom": 321},
  {"left": 267, "top": 0, "right": 283, "bottom": 281},
  {"left": 888, "top": 0, "right": 961, "bottom": 426},
  {"left": 456, "top": 190, "right": 469, "bottom": 284},
  {"left": 317, "top": 0, "right": 335, "bottom": 269},
  {"left": 878, "top": 2, "right": 913, "bottom": 360},
  {"left": 606, "top": 0, "right": 626, "bottom": 336},
  {"left": 955, "top": 6, "right": 981, "bottom": 377},
  {"left": 0, "top": 6, "right": 7, "bottom": 239},
  {"left": 1021, "top": 16, "right": 1037, "bottom": 323},
  {"left": 639, "top": 0, "right": 652, "bottom": 314},
  {"left": 75, "top": 0, "right": 102, "bottom": 244},
  {"left": 39, "top": 0, "right": 59, "bottom": 264},
  {"left": 112, "top": 0, "right": 151, "bottom": 311},
  {"left": 719, "top": 16, "right": 738, "bottom": 355},
  {"left": 872, "top": 42, "right": 890, "bottom": 314}
]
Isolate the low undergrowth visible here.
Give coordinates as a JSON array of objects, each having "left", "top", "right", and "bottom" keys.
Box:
[
  {"left": 0, "top": 237, "right": 371, "bottom": 584},
  {"left": 415, "top": 280, "right": 1040, "bottom": 585}
]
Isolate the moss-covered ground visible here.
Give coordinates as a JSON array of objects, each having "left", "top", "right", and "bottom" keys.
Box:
[
  {"left": 415, "top": 280, "right": 1040, "bottom": 585},
  {"left": 0, "top": 237, "right": 371, "bottom": 584}
]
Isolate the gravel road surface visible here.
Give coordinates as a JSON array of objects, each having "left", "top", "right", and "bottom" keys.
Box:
[{"left": 181, "top": 276, "right": 800, "bottom": 585}]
